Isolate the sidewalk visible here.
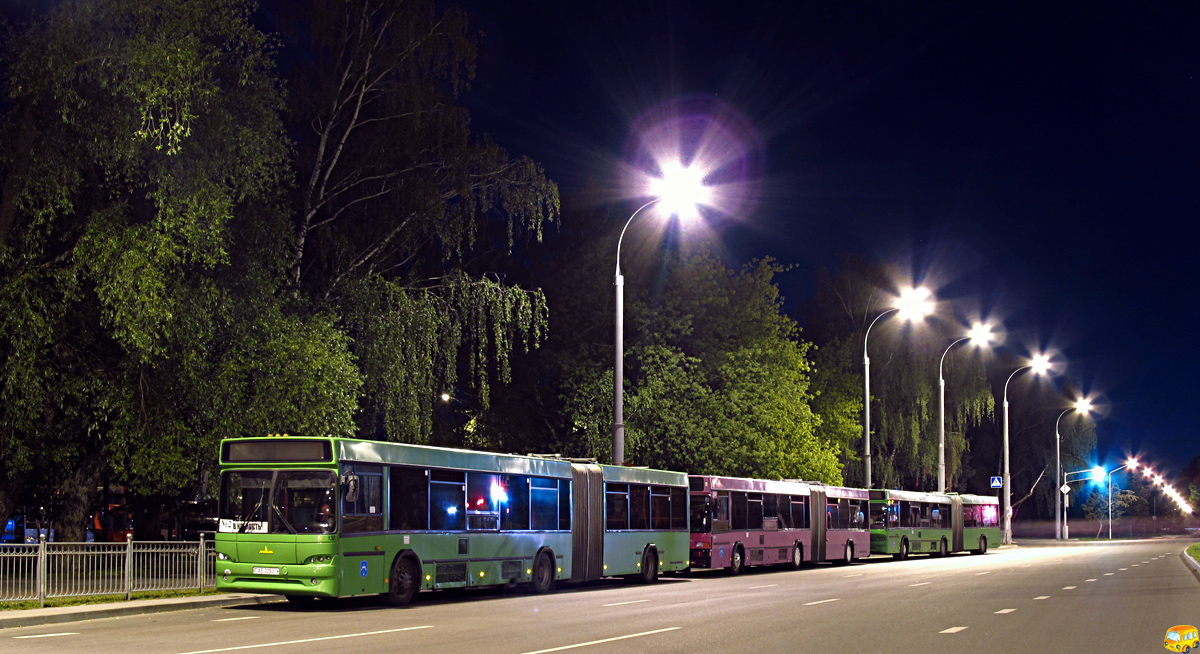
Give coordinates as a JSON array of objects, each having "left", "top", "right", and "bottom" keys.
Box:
[{"left": 0, "top": 593, "right": 283, "bottom": 630}]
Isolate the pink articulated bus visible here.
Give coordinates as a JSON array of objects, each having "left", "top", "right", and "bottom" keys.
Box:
[{"left": 688, "top": 475, "right": 869, "bottom": 573}]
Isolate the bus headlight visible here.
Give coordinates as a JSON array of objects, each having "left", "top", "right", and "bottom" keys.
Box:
[{"left": 216, "top": 552, "right": 230, "bottom": 560}]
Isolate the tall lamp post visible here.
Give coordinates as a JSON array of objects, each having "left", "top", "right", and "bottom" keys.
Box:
[
  {"left": 1093, "top": 459, "right": 1138, "bottom": 540},
  {"left": 1054, "top": 398, "right": 1092, "bottom": 540},
  {"left": 863, "top": 287, "right": 934, "bottom": 488},
  {"left": 1001, "top": 353, "right": 1051, "bottom": 544},
  {"left": 613, "top": 164, "right": 709, "bottom": 466},
  {"left": 938, "top": 323, "right": 994, "bottom": 492}
]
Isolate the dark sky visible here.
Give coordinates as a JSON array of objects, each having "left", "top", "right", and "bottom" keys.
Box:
[{"left": 454, "top": 1, "right": 1200, "bottom": 479}]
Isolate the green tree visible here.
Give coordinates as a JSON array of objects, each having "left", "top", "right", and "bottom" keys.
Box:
[
  {"left": 0, "top": 0, "right": 359, "bottom": 536},
  {"left": 280, "top": 0, "right": 558, "bottom": 443}
]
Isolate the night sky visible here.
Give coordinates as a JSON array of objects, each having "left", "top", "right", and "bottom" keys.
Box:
[{"left": 455, "top": 2, "right": 1200, "bottom": 479}]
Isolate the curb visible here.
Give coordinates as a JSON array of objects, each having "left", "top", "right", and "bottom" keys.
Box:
[
  {"left": 0, "top": 594, "right": 283, "bottom": 630},
  {"left": 1181, "top": 547, "right": 1200, "bottom": 583}
]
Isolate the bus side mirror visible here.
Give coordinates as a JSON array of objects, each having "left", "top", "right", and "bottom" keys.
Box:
[{"left": 340, "top": 474, "right": 359, "bottom": 504}]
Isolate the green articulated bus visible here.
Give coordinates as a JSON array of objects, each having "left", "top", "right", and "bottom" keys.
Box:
[
  {"left": 868, "top": 489, "right": 1000, "bottom": 559},
  {"left": 214, "top": 437, "right": 689, "bottom": 605}
]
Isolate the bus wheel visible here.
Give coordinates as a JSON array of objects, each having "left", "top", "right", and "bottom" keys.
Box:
[
  {"left": 384, "top": 557, "right": 419, "bottom": 607},
  {"left": 728, "top": 545, "right": 745, "bottom": 575},
  {"left": 640, "top": 549, "right": 659, "bottom": 584},
  {"left": 973, "top": 536, "right": 988, "bottom": 555},
  {"left": 531, "top": 551, "right": 555, "bottom": 594},
  {"left": 285, "top": 595, "right": 314, "bottom": 605},
  {"left": 837, "top": 541, "right": 853, "bottom": 565},
  {"left": 894, "top": 538, "right": 909, "bottom": 561},
  {"left": 788, "top": 542, "right": 804, "bottom": 570},
  {"left": 937, "top": 538, "right": 948, "bottom": 558}
]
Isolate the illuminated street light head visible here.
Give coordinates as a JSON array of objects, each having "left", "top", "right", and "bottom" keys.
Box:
[
  {"left": 1074, "top": 398, "right": 1093, "bottom": 414},
  {"left": 895, "top": 287, "right": 935, "bottom": 322},
  {"left": 967, "top": 322, "right": 994, "bottom": 347},
  {"left": 1030, "top": 353, "right": 1052, "bottom": 376},
  {"left": 650, "top": 161, "right": 712, "bottom": 220},
  {"left": 1126, "top": 458, "right": 1139, "bottom": 471},
  {"left": 1091, "top": 466, "right": 1106, "bottom": 482},
  {"left": 440, "top": 393, "right": 451, "bottom": 403}
]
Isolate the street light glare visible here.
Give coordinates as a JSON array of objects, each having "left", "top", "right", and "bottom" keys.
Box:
[
  {"left": 895, "top": 287, "right": 935, "bottom": 322},
  {"left": 1091, "top": 466, "right": 1106, "bottom": 482},
  {"left": 1126, "top": 458, "right": 1138, "bottom": 470},
  {"left": 967, "top": 323, "right": 994, "bottom": 346},
  {"left": 1074, "top": 398, "right": 1093, "bottom": 414},
  {"left": 650, "top": 162, "right": 711, "bottom": 219},
  {"left": 1030, "top": 353, "right": 1052, "bottom": 376}
]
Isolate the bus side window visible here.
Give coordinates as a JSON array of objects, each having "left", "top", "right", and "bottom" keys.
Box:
[
  {"left": 776, "top": 495, "right": 792, "bottom": 529},
  {"left": 343, "top": 464, "right": 384, "bottom": 533},
  {"left": 670, "top": 486, "right": 687, "bottom": 530},
  {"left": 606, "top": 483, "right": 629, "bottom": 530},
  {"left": 388, "top": 466, "right": 428, "bottom": 531},
  {"left": 731, "top": 492, "right": 748, "bottom": 530}
]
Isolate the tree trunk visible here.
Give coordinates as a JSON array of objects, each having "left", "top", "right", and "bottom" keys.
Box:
[{"left": 55, "top": 458, "right": 104, "bottom": 542}]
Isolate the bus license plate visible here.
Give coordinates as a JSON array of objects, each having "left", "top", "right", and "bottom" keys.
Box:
[{"left": 253, "top": 567, "right": 280, "bottom": 575}]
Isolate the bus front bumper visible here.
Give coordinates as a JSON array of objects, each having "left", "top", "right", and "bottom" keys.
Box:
[{"left": 215, "top": 561, "right": 338, "bottom": 597}]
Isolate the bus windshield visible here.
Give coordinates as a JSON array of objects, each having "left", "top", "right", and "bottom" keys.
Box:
[
  {"left": 219, "top": 470, "right": 337, "bottom": 535},
  {"left": 690, "top": 495, "right": 711, "bottom": 533}
]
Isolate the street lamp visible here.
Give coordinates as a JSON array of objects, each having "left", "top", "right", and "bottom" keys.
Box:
[
  {"left": 938, "top": 323, "right": 994, "bottom": 492},
  {"left": 612, "top": 163, "right": 710, "bottom": 466},
  {"left": 863, "top": 287, "right": 934, "bottom": 488},
  {"left": 1095, "top": 459, "right": 1138, "bottom": 539},
  {"left": 1054, "top": 398, "right": 1092, "bottom": 540},
  {"left": 1001, "top": 353, "right": 1051, "bottom": 544}
]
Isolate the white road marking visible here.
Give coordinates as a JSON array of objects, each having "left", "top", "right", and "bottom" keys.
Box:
[
  {"left": 14, "top": 633, "right": 78, "bottom": 639},
  {"left": 940, "top": 627, "right": 969, "bottom": 634},
  {"left": 212, "top": 617, "right": 260, "bottom": 622},
  {"left": 1104, "top": 573, "right": 1114, "bottom": 576},
  {"left": 1119, "top": 568, "right": 1128, "bottom": 571},
  {"left": 602, "top": 600, "right": 648, "bottom": 607},
  {"left": 975, "top": 571, "right": 991, "bottom": 575},
  {"left": 1086, "top": 578, "right": 1097, "bottom": 582},
  {"left": 1033, "top": 596, "right": 1050, "bottom": 600},
  {"left": 1063, "top": 586, "right": 1077, "bottom": 590},
  {"left": 174, "top": 626, "right": 433, "bottom": 654},
  {"left": 1132, "top": 564, "right": 1139, "bottom": 567},
  {"left": 803, "top": 598, "right": 840, "bottom": 606},
  {"left": 748, "top": 584, "right": 778, "bottom": 589},
  {"left": 995, "top": 609, "right": 1017, "bottom": 614},
  {"left": 910, "top": 582, "right": 931, "bottom": 586},
  {"left": 519, "top": 628, "right": 680, "bottom": 654}
]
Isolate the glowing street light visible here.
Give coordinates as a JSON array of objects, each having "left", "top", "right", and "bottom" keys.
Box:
[
  {"left": 1054, "top": 397, "right": 1093, "bottom": 539},
  {"left": 1094, "top": 459, "right": 1138, "bottom": 539},
  {"left": 938, "top": 323, "right": 995, "bottom": 492},
  {"left": 1001, "top": 353, "right": 1052, "bottom": 544},
  {"left": 613, "top": 163, "right": 709, "bottom": 466},
  {"left": 863, "top": 287, "right": 935, "bottom": 488}
]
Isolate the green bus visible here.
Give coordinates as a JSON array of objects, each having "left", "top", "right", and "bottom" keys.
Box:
[
  {"left": 868, "top": 489, "right": 1000, "bottom": 559},
  {"left": 214, "top": 437, "right": 689, "bottom": 605}
]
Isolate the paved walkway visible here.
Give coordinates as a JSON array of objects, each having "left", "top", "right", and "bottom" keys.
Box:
[{"left": 0, "top": 593, "right": 282, "bottom": 630}]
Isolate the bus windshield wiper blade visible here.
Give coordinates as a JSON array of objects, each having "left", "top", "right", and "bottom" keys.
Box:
[{"left": 272, "top": 504, "right": 297, "bottom": 535}]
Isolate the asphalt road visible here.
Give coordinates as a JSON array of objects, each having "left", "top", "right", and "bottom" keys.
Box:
[{"left": 7, "top": 539, "right": 1198, "bottom": 653}]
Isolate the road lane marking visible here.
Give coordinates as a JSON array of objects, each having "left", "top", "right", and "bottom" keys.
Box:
[
  {"left": 910, "top": 582, "right": 931, "bottom": 586},
  {"left": 1062, "top": 586, "right": 1076, "bottom": 590},
  {"left": 13, "top": 633, "right": 78, "bottom": 639},
  {"left": 748, "top": 584, "right": 777, "bottom": 589},
  {"left": 519, "top": 628, "right": 680, "bottom": 654},
  {"left": 1033, "top": 596, "right": 1050, "bottom": 600},
  {"left": 1104, "top": 573, "right": 1114, "bottom": 576},
  {"left": 1086, "top": 578, "right": 1097, "bottom": 582},
  {"left": 1132, "top": 564, "right": 1139, "bottom": 567},
  {"left": 975, "top": 571, "right": 991, "bottom": 575},
  {"left": 212, "top": 617, "right": 260, "bottom": 622},
  {"left": 803, "top": 598, "right": 840, "bottom": 606},
  {"left": 1119, "top": 568, "right": 1127, "bottom": 571},
  {"left": 995, "top": 609, "right": 1017, "bottom": 614},
  {"left": 940, "top": 627, "right": 969, "bottom": 634},
  {"left": 175, "top": 626, "right": 432, "bottom": 654},
  {"left": 602, "top": 600, "right": 648, "bottom": 607}
]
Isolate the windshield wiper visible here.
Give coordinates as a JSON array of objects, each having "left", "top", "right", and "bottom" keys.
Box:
[
  {"left": 271, "top": 504, "right": 297, "bottom": 535},
  {"left": 238, "top": 493, "right": 267, "bottom": 534}
]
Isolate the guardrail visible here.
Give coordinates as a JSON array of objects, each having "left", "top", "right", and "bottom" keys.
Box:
[{"left": 0, "top": 535, "right": 216, "bottom": 606}]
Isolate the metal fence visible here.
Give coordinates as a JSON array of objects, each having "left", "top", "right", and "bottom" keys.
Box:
[{"left": 0, "top": 535, "right": 216, "bottom": 606}]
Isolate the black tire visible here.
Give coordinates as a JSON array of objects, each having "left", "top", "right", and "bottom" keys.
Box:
[
  {"left": 836, "top": 541, "right": 853, "bottom": 566},
  {"left": 531, "top": 551, "right": 555, "bottom": 594},
  {"left": 894, "top": 538, "right": 909, "bottom": 561},
  {"left": 640, "top": 549, "right": 659, "bottom": 584},
  {"left": 936, "top": 538, "right": 948, "bottom": 558},
  {"left": 728, "top": 545, "right": 745, "bottom": 575},
  {"left": 383, "top": 556, "right": 419, "bottom": 607},
  {"left": 788, "top": 542, "right": 804, "bottom": 571},
  {"left": 977, "top": 536, "right": 988, "bottom": 555},
  {"left": 285, "top": 595, "right": 315, "bottom": 605}
]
